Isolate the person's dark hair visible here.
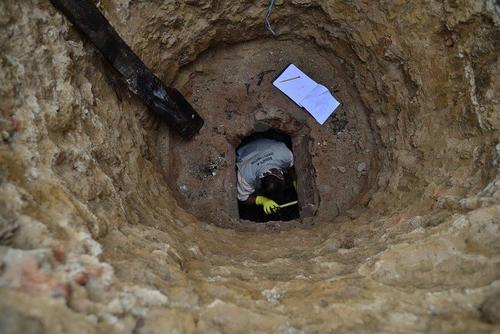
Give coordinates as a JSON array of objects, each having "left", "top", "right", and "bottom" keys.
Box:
[{"left": 260, "top": 174, "right": 285, "bottom": 197}]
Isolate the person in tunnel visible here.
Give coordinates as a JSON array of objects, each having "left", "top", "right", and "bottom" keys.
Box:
[{"left": 236, "top": 137, "right": 297, "bottom": 219}]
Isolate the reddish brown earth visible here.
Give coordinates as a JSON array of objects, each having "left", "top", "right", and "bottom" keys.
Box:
[
  {"left": 159, "top": 38, "right": 376, "bottom": 229},
  {"left": 0, "top": 0, "right": 499, "bottom": 333}
]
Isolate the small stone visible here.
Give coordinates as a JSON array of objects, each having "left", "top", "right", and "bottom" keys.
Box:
[
  {"left": 262, "top": 287, "right": 286, "bottom": 305},
  {"left": 74, "top": 271, "right": 89, "bottom": 286},
  {"left": 357, "top": 162, "right": 367, "bottom": 174},
  {"left": 321, "top": 239, "right": 339, "bottom": 252},
  {"left": 337, "top": 166, "right": 346, "bottom": 173},
  {"left": 459, "top": 197, "right": 480, "bottom": 210},
  {"left": 1, "top": 130, "right": 10, "bottom": 140},
  {"left": 51, "top": 244, "right": 65, "bottom": 262}
]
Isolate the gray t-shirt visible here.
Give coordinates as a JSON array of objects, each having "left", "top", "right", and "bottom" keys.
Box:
[{"left": 236, "top": 138, "right": 294, "bottom": 201}]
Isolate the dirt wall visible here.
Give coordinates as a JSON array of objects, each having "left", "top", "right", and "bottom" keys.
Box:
[{"left": 0, "top": 0, "right": 499, "bottom": 333}]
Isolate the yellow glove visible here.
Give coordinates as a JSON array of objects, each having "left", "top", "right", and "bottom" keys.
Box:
[{"left": 255, "top": 196, "right": 279, "bottom": 215}]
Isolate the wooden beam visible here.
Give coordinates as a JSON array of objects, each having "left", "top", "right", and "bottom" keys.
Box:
[{"left": 50, "top": 0, "right": 204, "bottom": 140}]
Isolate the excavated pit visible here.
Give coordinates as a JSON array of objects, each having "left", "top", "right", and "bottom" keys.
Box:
[
  {"left": 0, "top": 1, "right": 499, "bottom": 333},
  {"left": 159, "top": 38, "right": 376, "bottom": 229}
]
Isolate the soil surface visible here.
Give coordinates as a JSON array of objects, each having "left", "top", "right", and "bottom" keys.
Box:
[
  {"left": 1, "top": 0, "right": 499, "bottom": 333},
  {"left": 159, "top": 38, "right": 376, "bottom": 228}
]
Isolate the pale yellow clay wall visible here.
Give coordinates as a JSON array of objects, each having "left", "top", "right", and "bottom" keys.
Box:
[{"left": 0, "top": 0, "right": 499, "bottom": 333}]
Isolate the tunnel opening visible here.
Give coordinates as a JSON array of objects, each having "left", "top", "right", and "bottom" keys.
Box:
[
  {"left": 1, "top": 1, "right": 499, "bottom": 333},
  {"left": 236, "top": 129, "right": 301, "bottom": 222}
]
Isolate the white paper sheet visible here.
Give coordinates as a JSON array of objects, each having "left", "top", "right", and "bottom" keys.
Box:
[
  {"left": 272, "top": 64, "right": 340, "bottom": 124},
  {"left": 272, "top": 64, "right": 317, "bottom": 106}
]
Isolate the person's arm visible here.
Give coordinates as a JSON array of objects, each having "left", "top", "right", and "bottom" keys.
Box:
[
  {"left": 237, "top": 171, "right": 256, "bottom": 204},
  {"left": 240, "top": 194, "right": 279, "bottom": 214},
  {"left": 287, "top": 167, "right": 296, "bottom": 181},
  {"left": 240, "top": 194, "right": 257, "bottom": 206}
]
